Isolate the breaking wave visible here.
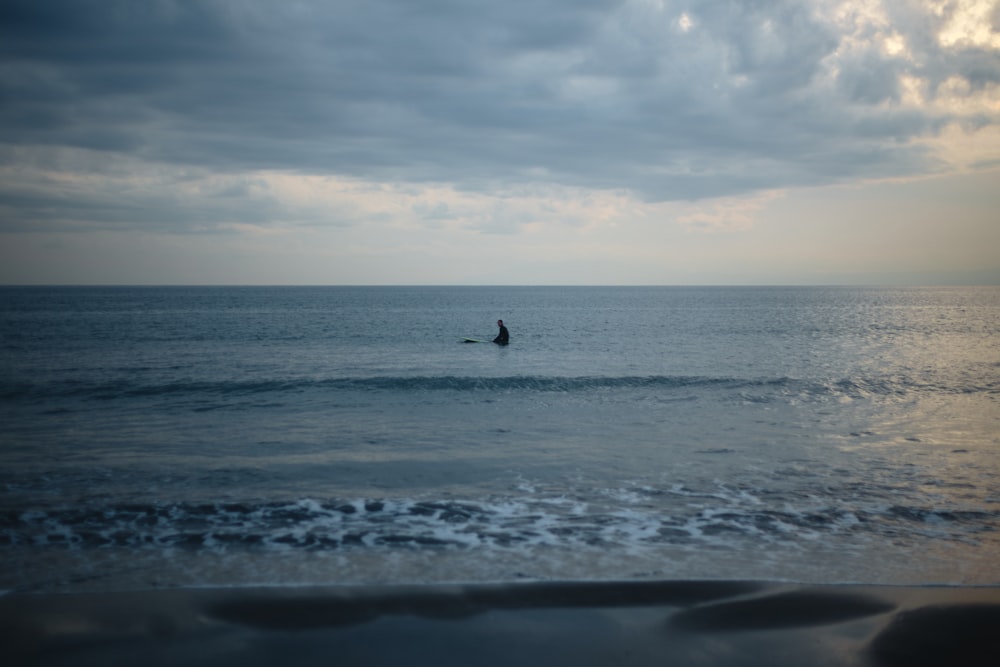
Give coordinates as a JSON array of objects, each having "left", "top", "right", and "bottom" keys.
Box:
[{"left": 4, "top": 492, "right": 996, "bottom": 555}]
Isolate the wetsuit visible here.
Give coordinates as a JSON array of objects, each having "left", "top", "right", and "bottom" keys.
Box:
[{"left": 493, "top": 325, "right": 509, "bottom": 345}]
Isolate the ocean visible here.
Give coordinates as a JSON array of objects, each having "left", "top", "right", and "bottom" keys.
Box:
[{"left": 1, "top": 286, "right": 998, "bottom": 593}]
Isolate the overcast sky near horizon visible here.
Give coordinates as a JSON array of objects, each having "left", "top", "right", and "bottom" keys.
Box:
[{"left": 1, "top": 0, "right": 998, "bottom": 285}]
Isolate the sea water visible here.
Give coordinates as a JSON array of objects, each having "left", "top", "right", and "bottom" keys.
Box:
[{"left": 1, "top": 286, "right": 998, "bottom": 592}]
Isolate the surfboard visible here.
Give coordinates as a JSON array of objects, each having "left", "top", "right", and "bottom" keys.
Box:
[{"left": 462, "top": 338, "right": 487, "bottom": 343}]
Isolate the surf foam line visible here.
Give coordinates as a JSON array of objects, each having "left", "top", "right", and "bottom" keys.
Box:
[{"left": 3, "top": 495, "right": 997, "bottom": 555}]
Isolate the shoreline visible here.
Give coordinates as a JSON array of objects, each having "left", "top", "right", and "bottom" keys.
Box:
[{"left": 3, "top": 579, "right": 998, "bottom": 666}]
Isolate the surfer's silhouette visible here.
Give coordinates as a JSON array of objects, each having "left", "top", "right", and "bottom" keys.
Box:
[{"left": 493, "top": 319, "right": 509, "bottom": 345}]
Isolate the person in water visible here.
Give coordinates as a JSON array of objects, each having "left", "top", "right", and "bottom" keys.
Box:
[{"left": 493, "top": 319, "right": 509, "bottom": 345}]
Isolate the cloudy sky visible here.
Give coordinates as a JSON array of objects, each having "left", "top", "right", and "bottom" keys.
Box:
[{"left": 1, "top": 0, "right": 998, "bottom": 285}]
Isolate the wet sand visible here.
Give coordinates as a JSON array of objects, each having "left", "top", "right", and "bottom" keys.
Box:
[{"left": 2, "top": 580, "right": 998, "bottom": 666}]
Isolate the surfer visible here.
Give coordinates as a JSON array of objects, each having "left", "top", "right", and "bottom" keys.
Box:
[{"left": 493, "top": 319, "right": 509, "bottom": 345}]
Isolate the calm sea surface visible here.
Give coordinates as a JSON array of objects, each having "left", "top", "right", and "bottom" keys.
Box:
[{"left": 1, "top": 286, "right": 998, "bottom": 592}]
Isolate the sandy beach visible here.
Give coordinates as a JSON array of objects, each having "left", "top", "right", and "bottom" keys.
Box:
[{"left": 3, "top": 580, "right": 998, "bottom": 666}]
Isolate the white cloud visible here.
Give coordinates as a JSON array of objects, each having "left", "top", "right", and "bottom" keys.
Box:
[{"left": 938, "top": 0, "right": 1000, "bottom": 49}]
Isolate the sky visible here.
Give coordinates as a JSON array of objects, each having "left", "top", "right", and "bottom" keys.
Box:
[{"left": 1, "top": 0, "right": 998, "bottom": 285}]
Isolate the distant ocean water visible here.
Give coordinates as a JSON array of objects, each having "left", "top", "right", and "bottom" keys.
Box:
[{"left": 1, "top": 286, "right": 998, "bottom": 593}]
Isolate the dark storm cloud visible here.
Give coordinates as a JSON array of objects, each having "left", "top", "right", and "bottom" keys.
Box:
[{"left": 0, "top": 0, "right": 995, "bottom": 222}]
